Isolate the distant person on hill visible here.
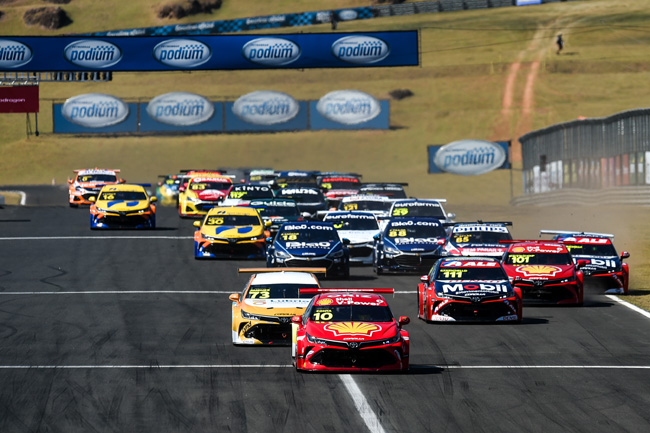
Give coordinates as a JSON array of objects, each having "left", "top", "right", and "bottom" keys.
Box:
[
  {"left": 556, "top": 34, "right": 564, "bottom": 55},
  {"left": 330, "top": 11, "right": 338, "bottom": 30}
]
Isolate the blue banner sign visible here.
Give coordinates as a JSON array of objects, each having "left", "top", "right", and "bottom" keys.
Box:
[
  {"left": 53, "top": 91, "right": 389, "bottom": 134},
  {"left": 0, "top": 31, "right": 418, "bottom": 72},
  {"left": 428, "top": 140, "right": 510, "bottom": 175}
]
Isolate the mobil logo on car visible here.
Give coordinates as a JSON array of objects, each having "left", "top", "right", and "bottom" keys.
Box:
[
  {"left": 146, "top": 92, "right": 214, "bottom": 126},
  {"left": 433, "top": 140, "right": 508, "bottom": 176},
  {"left": 242, "top": 37, "right": 301, "bottom": 66},
  {"left": 331, "top": 35, "right": 389, "bottom": 64},
  {"left": 64, "top": 40, "right": 122, "bottom": 68},
  {"left": 62, "top": 93, "right": 129, "bottom": 128},
  {"left": 0, "top": 39, "right": 33, "bottom": 68},
  {"left": 153, "top": 39, "right": 212, "bottom": 68},
  {"left": 316, "top": 90, "right": 380, "bottom": 125},
  {"left": 232, "top": 90, "right": 299, "bottom": 125}
]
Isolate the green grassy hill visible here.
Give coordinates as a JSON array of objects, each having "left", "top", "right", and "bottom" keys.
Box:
[{"left": 1, "top": 0, "right": 650, "bottom": 207}]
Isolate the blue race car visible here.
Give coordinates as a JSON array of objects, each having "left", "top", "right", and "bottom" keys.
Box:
[
  {"left": 373, "top": 217, "right": 446, "bottom": 274},
  {"left": 266, "top": 221, "right": 350, "bottom": 278}
]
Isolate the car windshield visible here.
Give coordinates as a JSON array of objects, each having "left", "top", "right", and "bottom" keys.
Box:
[
  {"left": 392, "top": 203, "right": 445, "bottom": 218},
  {"left": 255, "top": 205, "right": 300, "bottom": 217},
  {"left": 205, "top": 215, "right": 260, "bottom": 226},
  {"left": 278, "top": 228, "right": 338, "bottom": 243},
  {"left": 325, "top": 217, "right": 378, "bottom": 231},
  {"left": 564, "top": 243, "right": 617, "bottom": 256},
  {"left": 451, "top": 231, "right": 512, "bottom": 244},
  {"left": 359, "top": 186, "right": 407, "bottom": 198},
  {"left": 246, "top": 283, "right": 320, "bottom": 299},
  {"left": 310, "top": 305, "right": 393, "bottom": 322},
  {"left": 229, "top": 187, "right": 273, "bottom": 199},
  {"left": 99, "top": 191, "right": 146, "bottom": 201},
  {"left": 386, "top": 224, "right": 446, "bottom": 239},
  {"left": 339, "top": 200, "right": 392, "bottom": 212},
  {"left": 436, "top": 265, "right": 508, "bottom": 280},
  {"left": 78, "top": 174, "right": 117, "bottom": 183},
  {"left": 504, "top": 252, "right": 573, "bottom": 266},
  {"left": 191, "top": 182, "right": 231, "bottom": 191}
]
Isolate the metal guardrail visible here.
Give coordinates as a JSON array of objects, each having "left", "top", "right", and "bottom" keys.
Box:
[{"left": 510, "top": 187, "right": 650, "bottom": 206}]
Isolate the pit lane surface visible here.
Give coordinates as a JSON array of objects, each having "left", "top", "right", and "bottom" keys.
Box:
[{"left": 1, "top": 197, "right": 649, "bottom": 433}]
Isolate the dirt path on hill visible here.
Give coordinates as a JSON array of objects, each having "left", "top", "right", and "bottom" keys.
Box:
[{"left": 493, "top": 26, "right": 553, "bottom": 162}]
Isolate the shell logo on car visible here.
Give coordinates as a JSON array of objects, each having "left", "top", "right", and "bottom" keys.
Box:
[
  {"left": 516, "top": 265, "right": 562, "bottom": 277},
  {"left": 324, "top": 322, "right": 381, "bottom": 336}
]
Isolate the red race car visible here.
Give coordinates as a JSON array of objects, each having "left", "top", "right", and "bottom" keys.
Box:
[
  {"left": 417, "top": 257, "right": 522, "bottom": 323},
  {"left": 502, "top": 241, "right": 586, "bottom": 305},
  {"left": 540, "top": 230, "right": 630, "bottom": 295},
  {"left": 291, "top": 288, "right": 410, "bottom": 372}
]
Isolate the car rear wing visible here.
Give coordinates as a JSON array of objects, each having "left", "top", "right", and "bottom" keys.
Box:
[
  {"left": 73, "top": 168, "right": 120, "bottom": 173},
  {"left": 299, "top": 288, "right": 394, "bottom": 295},
  {"left": 498, "top": 239, "right": 562, "bottom": 244},
  {"left": 238, "top": 267, "right": 327, "bottom": 274},
  {"left": 539, "top": 230, "right": 614, "bottom": 239}
]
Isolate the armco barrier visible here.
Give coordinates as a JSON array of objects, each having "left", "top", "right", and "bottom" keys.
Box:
[{"left": 510, "top": 187, "right": 650, "bottom": 207}]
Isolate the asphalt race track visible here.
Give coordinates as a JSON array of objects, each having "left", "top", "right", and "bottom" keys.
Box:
[{"left": 1, "top": 188, "right": 649, "bottom": 433}]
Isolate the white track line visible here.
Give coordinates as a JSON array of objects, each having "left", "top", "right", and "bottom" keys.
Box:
[
  {"left": 606, "top": 295, "right": 650, "bottom": 319},
  {"left": 0, "top": 191, "right": 27, "bottom": 205},
  {"left": 0, "top": 236, "right": 193, "bottom": 240},
  {"left": 0, "top": 364, "right": 648, "bottom": 370},
  {"left": 339, "top": 374, "right": 387, "bottom": 433}
]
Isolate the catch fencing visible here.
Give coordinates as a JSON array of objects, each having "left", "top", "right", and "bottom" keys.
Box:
[{"left": 518, "top": 109, "right": 650, "bottom": 195}]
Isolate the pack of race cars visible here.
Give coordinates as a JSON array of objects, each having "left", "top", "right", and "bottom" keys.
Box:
[{"left": 68, "top": 167, "right": 632, "bottom": 373}]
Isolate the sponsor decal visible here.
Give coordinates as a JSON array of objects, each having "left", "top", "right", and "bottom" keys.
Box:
[
  {"left": 441, "top": 283, "right": 509, "bottom": 294},
  {"left": 516, "top": 265, "right": 562, "bottom": 277},
  {"left": 317, "top": 298, "right": 333, "bottom": 306},
  {"left": 64, "top": 40, "right": 122, "bottom": 68},
  {"left": 324, "top": 322, "right": 380, "bottom": 336},
  {"left": 331, "top": 35, "right": 390, "bottom": 64},
  {"left": 62, "top": 93, "right": 129, "bottom": 128},
  {"left": 563, "top": 237, "right": 610, "bottom": 244},
  {"left": 442, "top": 260, "right": 499, "bottom": 268},
  {"left": 153, "top": 39, "right": 211, "bottom": 68},
  {"left": 146, "top": 92, "right": 214, "bottom": 126},
  {"left": 394, "top": 237, "right": 439, "bottom": 245},
  {"left": 454, "top": 226, "right": 509, "bottom": 233},
  {"left": 338, "top": 10, "right": 359, "bottom": 21},
  {"left": 390, "top": 220, "right": 440, "bottom": 227},
  {"left": 283, "top": 224, "right": 332, "bottom": 231},
  {"left": 0, "top": 39, "right": 33, "bottom": 68},
  {"left": 433, "top": 140, "right": 507, "bottom": 176},
  {"left": 232, "top": 91, "right": 299, "bottom": 125},
  {"left": 316, "top": 90, "right": 380, "bottom": 125},
  {"left": 286, "top": 241, "right": 331, "bottom": 249},
  {"left": 242, "top": 37, "right": 301, "bottom": 66}
]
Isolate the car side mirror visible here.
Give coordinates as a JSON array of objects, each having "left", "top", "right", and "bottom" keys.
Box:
[
  {"left": 576, "top": 259, "right": 589, "bottom": 269},
  {"left": 342, "top": 238, "right": 350, "bottom": 245},
  {"left": 68, "top": 178, "right": 73, "bottom": 184},
  {"left": 266, "top": 236, "right": 273, "bottom": 243},
  {"left": 88, "top": 196, "right": 96, "bottom": 202},
  {"left": 621, "top": 251, "right": 630, "bottom": 260},
  {"left": 447, "top": 212, "right": 456, "bottom": 220},
  {"left": 420, "top": 275, "right": 429, "bottom": 283},
  {"left": 398, "top": 316, "right": 410, "bottom": 326},
  {"left": 291, "top": 315, "right": 302, "bottom": 325},
  {"left": 229, "top": 293, "right": 239, "bottom": 303},
  {"left": 265, "top": 220, "right": 272, "bottom": 228},
  {"left": 193, "top": 221, "right": 201, "bottom": 228},
  {"left": 150, "top": 196, "right": 157, "bottom": 203},
  {"left": 373, "top": 233, "right": 380, "bottom": 240}
]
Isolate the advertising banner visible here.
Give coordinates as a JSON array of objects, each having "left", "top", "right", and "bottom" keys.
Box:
[
  {"left": 427, "top": 140, "right": 510, "bottom": 175},
  {"left": 53, "top": 90, "right": 389, "bottom": 134},
  {"left": 516, "top": 0, "right": 542, "bottom": 5},
  {"left": 0, "top": 31, "right": 418, "bottom": 72},
  {"left": 0, "top": 85, "right": 39, "bottom": 113}
]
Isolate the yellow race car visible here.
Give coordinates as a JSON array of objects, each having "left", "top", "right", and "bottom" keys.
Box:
[
  {"left": 229, "top": 268, "right": 325, "bottom": 345},
  {"left": 89, "top": 184, "right": 156, "bottom": 229},
  {"left": 193, "top": 206, "right": 269, "bottom": 259},
  {"left": 178, "top": 175, "right": 233, "bottom": 218}
]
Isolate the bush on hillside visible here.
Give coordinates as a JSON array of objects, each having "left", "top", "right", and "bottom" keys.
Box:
[
  {"left": 43, "top": 0, "right": 72, "bottom": 4},
  {"left": 157, "top": 0, "right": 222, "bottom": 19},
  {"left": 23, "top": 6, "right": 72, "bottom": 29},
  {"left": 389, "top": 89, "right": 414, "bottom": 100}
]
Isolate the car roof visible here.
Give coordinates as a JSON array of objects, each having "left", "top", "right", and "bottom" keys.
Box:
[
  {"left": 439, "top": 256, "right": 501, "bottom": 264},
  {"left": 342, "top": 194, "right": 392, "bottom": 202},
  {"left": 76, "top": 168, "right": 118, "bottom": 175},
  {"left": 206, "top": 206, "right": 260, "bottom": 216},
  {"left": 189, "top": 176, "right": 232, "bottom": 183},
  {"left": 250, "top": 271, "right": 320, "bottom": 286}
]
